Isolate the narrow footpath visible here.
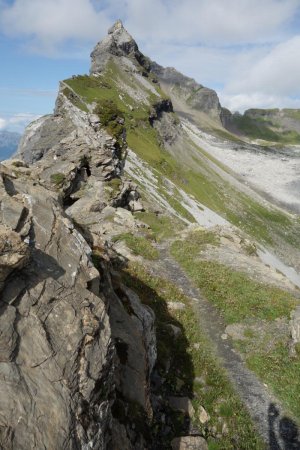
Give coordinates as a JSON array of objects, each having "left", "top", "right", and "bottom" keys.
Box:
[{"left": 151, "top": 242, "right": 300, "bottom": 450}]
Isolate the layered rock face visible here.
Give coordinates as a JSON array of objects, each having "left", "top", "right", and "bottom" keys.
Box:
[
  {"left": 150, "top": 62, "right": 225, "bottom": 126},
  {"left": 0, "top": 24, "right": 159, "bottom": 449},
  {"left": 0, "top": 161, "right": 113, "bottom": 449},
  {"left": 1, "top": 135, "right": 154, "bottom": 450}
]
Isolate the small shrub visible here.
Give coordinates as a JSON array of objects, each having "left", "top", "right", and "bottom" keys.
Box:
[
  {"left": 105, "top": 177, "right": 122, "bottom": 200},
  {"left": 295, "top": 342, "right": 300, "bottom": 356},
  {"left": 94, "top": 99, "right": 125, "bottom": 143},
  {"left": 11, "top": 161, "right": 26, "bottom": 168}
]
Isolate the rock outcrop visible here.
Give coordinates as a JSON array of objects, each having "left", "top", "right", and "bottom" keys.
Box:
[
  {"left": 90, "top": 20, "right": 150, "bottom": 75},
  {"left": 0, "top": 135, "right": 155, "bottom": 449},
  {"left": 0, "top": 160, "right": 115, "bottom": 449},
  {"left": 289, "top": 306, "right": 300, "bottom": 357},
  {"left": 150, "top": 62, "right": 225, "bottom": 126},
  {"left": 0, "top": 24, "right": 157, "bottom": 447}
]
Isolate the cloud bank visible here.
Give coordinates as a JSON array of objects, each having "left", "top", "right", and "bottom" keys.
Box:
[{"left": 0, "top": 113, "right": 41, "bottom": 132}]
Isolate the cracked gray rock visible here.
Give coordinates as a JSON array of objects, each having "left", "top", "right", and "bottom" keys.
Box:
[{"left": 0, "top": 149, "right": 156, "bottom": 449}]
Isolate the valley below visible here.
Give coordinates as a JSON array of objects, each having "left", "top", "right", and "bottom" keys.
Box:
[{"left": 184, "top": 120, "right": 300, "bottom": 214}]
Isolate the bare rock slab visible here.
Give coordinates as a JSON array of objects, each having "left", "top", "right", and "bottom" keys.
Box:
[{"left": 171, "top": 436, "right": 208, "bottom": 450}]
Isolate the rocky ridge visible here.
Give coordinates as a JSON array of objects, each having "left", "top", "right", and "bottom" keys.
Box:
[
  {"left": 0, "top": 128, "right": 156, "bottom": 449},
  {"left": 2, "top": 19, "right": 300, "bottom": 450},
  {"left": 0, "top": 28, "right": 160, "bottom": 447},
  {"left": 0, "top": 21, "right": 211, "bottom": 450}
]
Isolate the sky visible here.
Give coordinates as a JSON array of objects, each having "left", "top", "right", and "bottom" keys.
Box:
[{"left": 1, "top": 0, "right": 300, "bottom": 133}]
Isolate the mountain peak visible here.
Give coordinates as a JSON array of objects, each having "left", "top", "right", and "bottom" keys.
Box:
[
  {"left": 90, "top": 21, "right": 149, "bottom": 74},
  {"left": 108, "top": 19, "right": 124, "bottom": 34}
]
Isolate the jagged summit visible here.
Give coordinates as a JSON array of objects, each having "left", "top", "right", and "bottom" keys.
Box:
[
  {"left": 108, "top": 19, "right": 124, "bottom": 34},
  {"left": 89, "top": 21, "right": 225, "bottom": 126},
  {"left": 90, "top": 20, "right": 149, "bottom": 74}
]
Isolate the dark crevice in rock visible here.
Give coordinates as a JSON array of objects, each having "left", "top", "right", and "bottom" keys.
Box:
[
  {"left": 15, "top": 207, "right": 30, "bottom": 234},
  {"left": 2, "top": 174, "right": 18, "bottom": 196},
  {"left": 115, "top": 338, "right": 129, "bottom": 365},
  {"left": 62, "top": 161, "right": 91, "bottom": 209}
]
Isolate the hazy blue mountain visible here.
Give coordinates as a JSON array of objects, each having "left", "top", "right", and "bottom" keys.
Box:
[{"left": 0, "top": 130, "right": 21, "bottom": 161}]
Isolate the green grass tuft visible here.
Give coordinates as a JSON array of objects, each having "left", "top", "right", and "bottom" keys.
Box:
[
  {"left": 135, "top": 211, "right": 184, "bottom": 241},
  {"left": 113, "top": 233, "right": 159, "bottom": 260},
  {"left": 50, "top": 172, "right": 65, "bottom": 186}
]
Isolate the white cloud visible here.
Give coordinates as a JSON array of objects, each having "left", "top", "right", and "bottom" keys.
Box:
[
  {"left": 226, "top": 36, "right": 300, "bottom": 97},
  {"left": 0, "top": 0, "right": 111, "bottom": 54},
  {"left": 0, "top": 0, "right": 298, "bottom": 54},
  {"left": 0, "top": 113, "right": 41, "bottom": 132},
  {"left": 217, "top": 36, "right": 300, "bottom": 111},
  {"left": 125, "top": 0, "right": 298, "bottom": 45},
  {"left": 0, "top": 118, "right": 6, "bottom": 130}
]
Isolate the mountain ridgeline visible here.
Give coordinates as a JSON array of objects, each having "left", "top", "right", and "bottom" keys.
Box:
[{"left": 2, "top": 20, "right": 300, "bottom": 450}]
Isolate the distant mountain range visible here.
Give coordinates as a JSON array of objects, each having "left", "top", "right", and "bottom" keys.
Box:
[{"left": 0, "top": 130, "right": 21, "bottom": 161}]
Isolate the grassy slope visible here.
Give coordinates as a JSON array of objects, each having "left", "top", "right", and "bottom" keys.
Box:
[
  {"left": 64, "top": 61, "right": 300, "bottom": 252},
  {"left": 112, "top": 232, "right": 159, "bottom": 260},
  {"left": 171, "top": 230, "right": 300, "bottom": 421}
]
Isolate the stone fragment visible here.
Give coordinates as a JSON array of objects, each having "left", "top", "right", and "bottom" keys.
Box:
[
  {"left": 0, "top": 197, "right": 26, "bottom": 230},
  {"left": 198, "top": 405, "right": 210, "bottom": 424},
  {"left": 167, "top": 301, "right": 186, "bottom": 311},
  {"left": 289, "top": 306, "right": 300, "bottom": 357},
  {"left": 167, "top": 324, "right": 182, "bottom": 338},
  {"left": 171, "top": 436, "right": 208, "bottom": 450},
  {"left": 0, "top": 226, "right": 29, "bottom": 291},
  {"left": 222, "top": 422, "right": 229, "bottom": 436}
]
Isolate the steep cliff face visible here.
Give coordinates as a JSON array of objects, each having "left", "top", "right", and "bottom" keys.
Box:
[
  {"left": 150, "top": 62, "right": 224, "bottom": 126},
  {"left": 0, "top": 161, "right": 114, "bottom": 449},
  {"left": 0, "top": 33, "right": 157, "bottom": 447}
]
